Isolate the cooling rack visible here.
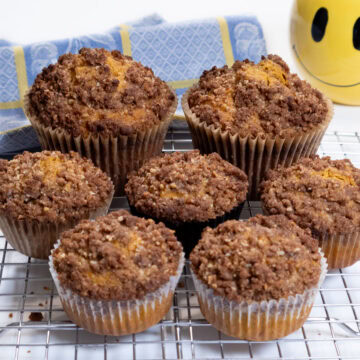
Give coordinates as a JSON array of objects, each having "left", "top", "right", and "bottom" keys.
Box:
[{"left": 0, "top": 128, "right": 360, "bottom": 360}]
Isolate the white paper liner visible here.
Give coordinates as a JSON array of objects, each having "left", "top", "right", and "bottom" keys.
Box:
[
  {"left": 24, "top": 88, "right": 178, "bottom": 196},
  {"left": 316, "top": 230, "right": 360, "bottom": 269},
  {"left": 49, "top": 242, "right": 185, "bottom": 336},
  {"left": 182, "top": 86, "right": 333, "bottom": 200},
  {"left": 191, "top": 251, "right": 327, "bottom": 341},
  {"left": 0, "top": 194, "right": 113, "bottom": 259}
]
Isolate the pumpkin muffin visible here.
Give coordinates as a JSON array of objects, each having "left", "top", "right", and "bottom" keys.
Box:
[
  {"left": 49, "top": 210, "right": 184, "bottom": 336},
  {"left": 125, "top": 150, "right": 248, "bottom": 256},
  {"left": 25, "top": 47, "right": 177, "bottom": 195},
  {"left": 0, "top": 151, "right": 113, "bottom": 259},
  {"left": 261, "top": 155, "right": 360, "bottom": 269},
  {"left": 190, "top": 215, "right": 327, "bottom": 341},
  {"left": 182, "top": 54, "right": 333, "bottom": 199}
]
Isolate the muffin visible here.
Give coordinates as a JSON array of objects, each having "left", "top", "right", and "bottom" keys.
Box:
[
  {"left": 261, "top": 156, "right": 360, "bottom": 269},
  {"left": 182, "top": 54, "right": 333, "bottom": 199},
  {"left": 49, "top": 210, "right": 184, "bottom": 336},
  {"left": 125, "top": 150, "right": 248, "bottom": 256},
  {"left": 190, "top": 215, "right": 327, "bottom": 341},
  {"left": 0, "top": 151, "right": 114, "bottom": 259},
  {"left": 25, "top": 47, "right": 177, "bottom": 195}
]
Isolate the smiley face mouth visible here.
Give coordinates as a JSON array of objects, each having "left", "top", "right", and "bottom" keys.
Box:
[{"left": 292, "top": 45, "right": 360, "bottom": 88}]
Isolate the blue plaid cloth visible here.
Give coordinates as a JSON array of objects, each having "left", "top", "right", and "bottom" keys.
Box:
[{"left": 0, "top": 14, "right": 266, "bottom": 155}]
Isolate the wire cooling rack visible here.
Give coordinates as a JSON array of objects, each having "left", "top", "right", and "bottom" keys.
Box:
[{"left": 0, "top": 129, "right": 360, "bottom": 360}]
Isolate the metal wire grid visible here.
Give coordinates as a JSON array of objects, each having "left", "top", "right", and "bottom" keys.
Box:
[{"left": 0, "top": 129, "right": 360, "bottom": 360}]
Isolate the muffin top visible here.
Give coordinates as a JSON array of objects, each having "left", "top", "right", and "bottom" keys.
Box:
[
  {"left": 125, "top": 150, "right": 248, "bottom": 224},
  {"left": 52, "top": 210, "right": 183, "bottom": 300},
  {"left": 187, "top": 55, "right": 330, "bottom": 138},
  {"left": 190, "top": 215, "right": 321, "bottom": 303},
  {"left": 261, "top": 156, "right": 360, "bottom": 234},
  {"left": 0, "top": 151, "right": 113, "bottom": 223},
  {"left": 27, "top": 48, "right": 176, "bottom": 137}
]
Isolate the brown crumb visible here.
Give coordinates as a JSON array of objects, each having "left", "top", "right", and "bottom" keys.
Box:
[
  {"left": 8, "top": 313, "right": 13, "bottom": 318},
  {"left": 38, "top": 303, "right": 43, "bottom": 307},
  {"left": 43, "top": 286, "right": 50, "bottom": 291},
  {"left": 187, "top": 54, "right": 329, "bottom": 138},
  {"left": 190, "top": 215, "right": 321, "bottom": 302},
  {"left": 27, "top": 48, "right": 175, "bottom": 137},
  {"left": 27, "top": 350, "right": 31, "bottom": 353},
  {"left": 29, "top": 312, "right": 43, "bottom": 322},
  {"left": 261, "top": 156, "right": 360, "bottom": 234},
  {"left": 125, "top": 150, "right": 248, "bottom": 224},
  {"left": 0, "top": 151, "right": 113, "bottom": 223},
  {"left": 52, "top": 210, "right": 183, "bottom": 301}
]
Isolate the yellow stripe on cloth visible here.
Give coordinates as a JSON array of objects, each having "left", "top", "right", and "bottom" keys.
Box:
[
  {"left": 119, "top": 24, "right": 132, "bottom": 57},
  {"left": 0, "top": 100, "right": 22, "bottom": 110},
  {"left": 217, "top": 17, "right": 234, "bottom": 67},
  {"left": 13, "top": 46, "right": 29, "bottom": 107},
  {"left": 166, "top": 78, "right": 198, "bottom": 89}
]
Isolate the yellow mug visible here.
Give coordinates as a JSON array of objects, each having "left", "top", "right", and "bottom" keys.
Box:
[{"left": 290, "top": 0, "right": 360, "bottom": 105}]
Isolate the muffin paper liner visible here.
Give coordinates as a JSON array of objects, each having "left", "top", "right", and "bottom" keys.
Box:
[
  {"left": 49, "top": 246, "right": 185, "bottom": 336},
  {"left": 0, "top": 193, "right": 113, "bottom": 260},
  {"left": 24, "top": 89, "right": 178, "bottom": 196},
  {"left": 182, "top": 87, "right": 333, "bottom": 200},
  {"left": 191, "top": 251, "right": 327, "bottom": 341},
  {"left": 129, "top": 201, "right": 245, "bottom": 258},
  {"left": 314, "top": 230, "right": 360, "bottom": 269}
]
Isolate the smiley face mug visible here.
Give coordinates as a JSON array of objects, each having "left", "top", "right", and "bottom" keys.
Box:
[{"left": 290, "top": 0, "right": 360, "bottom": 105}]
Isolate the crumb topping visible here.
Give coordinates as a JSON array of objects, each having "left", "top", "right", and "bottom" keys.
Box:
[
  {"left": 52, "top": 210, "right": 183, "bottom": 300},
  {"left": 190, "top": 215, "right": 321, "bottom": 302},
  {"left": 261, "top": 156, "right": 360, "bottom": 234},
  {"left": 27, "top": 48, "right": 175, "bottom": 137},
  {"left": 187, "top": 54, "right": 329, "bottom": 138},
  {"left": 0, "top": 151, "right": 113, "bottom": 223},
  {"left": 125, "top": 150, "right": 248, "bottom": 223}
]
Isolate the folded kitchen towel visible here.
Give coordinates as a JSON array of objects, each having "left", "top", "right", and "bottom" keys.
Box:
[{"left": 0, "top": 14, "right": 266, "bottom": 155}]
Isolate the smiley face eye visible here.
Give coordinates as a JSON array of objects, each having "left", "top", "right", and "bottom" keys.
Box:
[
  {"left": 312, "top": 7, "right": 328, "bottom": 42},
  {"left": 353, "top": 18, "right": 360, "bottom": 50}
]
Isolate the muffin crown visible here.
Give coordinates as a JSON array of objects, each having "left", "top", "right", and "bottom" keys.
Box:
[
  {"left": 125, "top": 150, "right": 248, "bottom": 223},
  {"left": 187, "top": 54, "right": 329, "bottom": 138},
  {"left": 52, "top": 210, "right": 183, "bottom": 300},
  {"left": 261, "top": 155, "right": 360, "bottom": 233},
  {"left": 27, "top": 48, "right": 175, "bottom": 137},
  {"left": 0, "top": 151, "right": 113, "bottom": 223},
  {"left": 190, "top": 215, "right": 321, "bottom": 303}
]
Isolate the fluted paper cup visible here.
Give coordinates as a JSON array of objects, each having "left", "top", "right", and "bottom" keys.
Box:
[
  {"left": 49, "top": 246, "right": 185, "bottom": 336},
  {"left": 182, "top": 86, "right": 333, "bottom": 200},
  {"left": 314, "top": 231, "right": 360, "bottom": 269},
  {"left": 24, "top": 89, "right": 178, "bottom": 196},
  {"left": 0, "top": 194, "right": 113, "bottom": 259},
  {"left": 191, "top": 251, "right": 327, "bottom": 341}
]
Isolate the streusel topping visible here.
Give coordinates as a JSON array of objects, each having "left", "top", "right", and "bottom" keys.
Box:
[
  {"left": 190, "top": 215, "right": 321, "bottom": 302},
  {"left": 0, "top": 151, "right": 113, "bottom": 223},
  {"left": 27, "top": 48, "right": 176, "bottom": 137},
  {"left": 125, "top": 150, "right": 248, "bottom": 223},
  {"left": 52, "top": 210, "right": 183, "bottom": 300},
  {"left": 187, "top": 55, "right": 329, "bottom": 138},
  {"left": 261, "top": 156, "right": 360, "bottom": 234}
]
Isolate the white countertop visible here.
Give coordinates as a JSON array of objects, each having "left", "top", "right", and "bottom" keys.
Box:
[{"left": 0, "top": 0, "right": 359, "bottom": 132}]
